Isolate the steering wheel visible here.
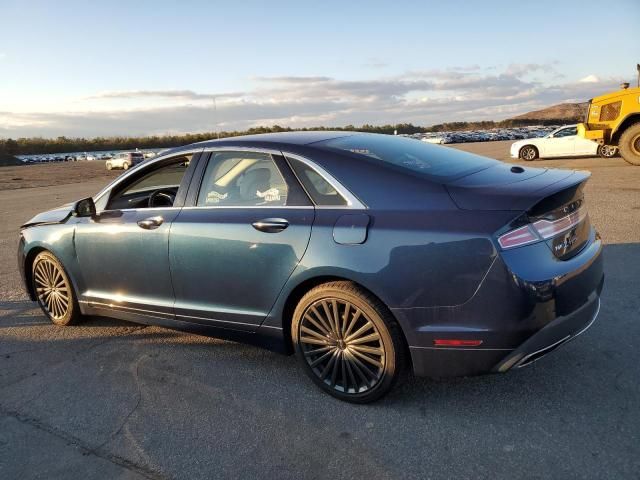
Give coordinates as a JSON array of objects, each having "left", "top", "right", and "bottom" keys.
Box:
[{"left": 148, "top": 189, "right": 176, "bottom": 208}]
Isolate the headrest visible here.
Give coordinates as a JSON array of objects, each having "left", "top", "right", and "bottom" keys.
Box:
[{"left": 239, "top": 168, "right": 271, "bottom": 201}]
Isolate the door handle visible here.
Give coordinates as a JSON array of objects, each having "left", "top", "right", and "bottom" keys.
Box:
[
  {"left": 137, "top": 216, "right": 164, "bottom": 230},
  {"left": 252, "top": 218, "right": 289, "bottom": 233}
]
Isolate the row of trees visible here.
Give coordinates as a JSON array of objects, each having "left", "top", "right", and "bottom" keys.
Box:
[{"left": 1, "top": 119, "right": 577, "bottom": 155}]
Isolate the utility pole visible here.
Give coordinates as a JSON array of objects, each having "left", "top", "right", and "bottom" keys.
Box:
[{"left": 213, "top": 97, "right": 220, "bottom": 139}]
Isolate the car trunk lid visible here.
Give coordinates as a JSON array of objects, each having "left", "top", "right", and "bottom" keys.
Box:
[{"left": 446, "top": 163, "right": 592, "bottom": 260}]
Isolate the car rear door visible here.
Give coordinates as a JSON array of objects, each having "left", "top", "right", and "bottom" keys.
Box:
[{"left": 168, "top": 148, "right": 314, "bottom": 331}]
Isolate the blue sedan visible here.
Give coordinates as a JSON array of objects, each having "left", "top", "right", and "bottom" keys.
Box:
[{"left": 18, "top": 132, "right": 604, "bottom": 402}]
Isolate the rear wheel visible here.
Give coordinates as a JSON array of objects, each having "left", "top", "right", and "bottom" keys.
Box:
[
  {"left": 519, "top": 145, "right": 538, "bottom": 161},
  {"left": 123, "top": 162, "right": 130, "bottom": 170},
  {"left": 106, "top": 162, "right": 112, "bottom": 170},
  {"left": 619, "top": 123, "right": 640, "bottom": 166},
  {"left": 292, "top": 281, "right": 406, "bottom": 403},
  {"left": 597, "top": 145, "right": 618, "bottom": 158},
  {"left": 32, "top": 251, "right": 82, "bottom": 326}
]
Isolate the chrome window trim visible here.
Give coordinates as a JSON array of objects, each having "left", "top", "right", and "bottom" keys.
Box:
[{"left": 93, "top": 145, "right": 366, "bottom": 212}]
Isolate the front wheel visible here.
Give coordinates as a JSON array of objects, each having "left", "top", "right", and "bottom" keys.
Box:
[
  {"left": 519, "top": 145, "right": 538, "bottom": 161},
  {"left": 597, "top": 145, "right": 618, "bottom": 158},
  {"left": 32, "top": 251, "right": 82, "bottom": 326},
  {"left": 123, "top": 162, "right": 130, "bottom": 170},
  {"left": 106, "top": 162, "right": 112, "bottom": 170},
  {"left": 292, "top": 281, "right": 406, "bottom": 403},
  {"left": 619, "top": 123, "right": 640, "bottom": 166}
]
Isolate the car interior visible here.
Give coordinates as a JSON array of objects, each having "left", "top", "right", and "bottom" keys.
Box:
[
  {"left": 197, "top": 153, "right": 289, "bottom": 207},
  {"left": 106, "top": 155, "right": 192, "bottom": 210}
]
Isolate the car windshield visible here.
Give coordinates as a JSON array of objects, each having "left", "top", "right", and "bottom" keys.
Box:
[{"left": 316, "top": 134, "right": 497, "bottom": 181}]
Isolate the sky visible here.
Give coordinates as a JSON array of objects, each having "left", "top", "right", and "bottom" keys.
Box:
[{"left": 0, "top": 0, "right": 638, "bottom": 138}]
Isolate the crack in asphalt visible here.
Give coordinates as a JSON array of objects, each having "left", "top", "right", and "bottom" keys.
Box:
[
  {"left": 0, "top": 406, "right": 166, "bottom": 480},
  {"left": 91, "top": 354, "right": 147, "bottom": 454}
]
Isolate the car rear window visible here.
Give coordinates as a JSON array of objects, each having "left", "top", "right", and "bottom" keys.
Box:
[
  {"left": 131, "top": 152, "right": 144, "bottom": 158},
  {"left": 316, "top": 134, "right": 497, "bottom": 181}
]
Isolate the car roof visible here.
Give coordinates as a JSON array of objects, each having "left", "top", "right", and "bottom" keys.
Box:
[{"left": 161, "top": 131, "right": 358, "bottom": 157}]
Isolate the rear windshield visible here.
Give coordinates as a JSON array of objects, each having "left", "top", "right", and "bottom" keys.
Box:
[
  {"left": 131, "top": 152, "right": 144, "bottom": 158},
  {"left": 316, "top": 134, "right": 497, "bottom": 181}
]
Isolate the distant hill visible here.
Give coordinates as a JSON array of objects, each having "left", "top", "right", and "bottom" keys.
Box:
[
  {"left": 511, "top": 102, "right": 588, "bottom": 122},
  {"left": 0, "top": 153, "right": 23, "bottom": 167}
]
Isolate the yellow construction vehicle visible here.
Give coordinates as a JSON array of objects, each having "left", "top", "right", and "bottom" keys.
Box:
[{"left": 578, "top": 64, "right": 640, "bottom": 165}]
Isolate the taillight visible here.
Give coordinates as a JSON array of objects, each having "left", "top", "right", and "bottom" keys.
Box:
[
  {"left": 531, "top": 208, "right": 587, "bottom": 240},
  {"left": 498, "top": 208, "right": 587, "bottom": 250},
  {"left": 497, "top": 225, "right": 538, "bottom": 249}
]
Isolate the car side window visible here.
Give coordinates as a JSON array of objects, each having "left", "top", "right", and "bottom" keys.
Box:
[
  {"left": 197, "top": 151, "right": 290, "bottom": 207},
  {"left": 555, "top": 128, "right": 576, "bottom": 138},
  {"left": 107, "top": 154, "right": 192, "bottom": 210},
  {"left": 287, "top": 157, "right": 347, "bottom": 206}
]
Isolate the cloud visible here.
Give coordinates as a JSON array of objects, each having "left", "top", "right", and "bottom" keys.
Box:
[
  {"left": 579, "top": 74, "right": 600, "bottom": 83},
  {"left": 86, "top": 89, "right": 245, "bottom": 100},
  {"left": 1, "top": 64, "right": 623, "bottom": 138}
]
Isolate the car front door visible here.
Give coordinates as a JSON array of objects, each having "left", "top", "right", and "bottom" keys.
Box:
[
  {"left": 74, "top": 152, "right": 199, "bottom": 317},
  {"left": 169, "top": 149, "right": 314, "bottom": 331},
  {"left": 547, "top": 126, "right": 578, "bottom": 156}
]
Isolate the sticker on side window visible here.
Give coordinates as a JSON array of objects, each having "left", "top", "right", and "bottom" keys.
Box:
[
  {"left": 256, "top": 188, "right": 281, "bottom": 202},
  {"left": 206, "top": 191, "right": 228, "bottom": 204}
]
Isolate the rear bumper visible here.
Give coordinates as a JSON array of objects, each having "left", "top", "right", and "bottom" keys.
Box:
[
  {"left": 407, "top": 287, "right": 602, "bottom": 378},
  {"left": 395, "top": 229, "right": 604, "bottom": 378},
  {"left": 493, "top": 288, "right": 601, "bottom": 372}
]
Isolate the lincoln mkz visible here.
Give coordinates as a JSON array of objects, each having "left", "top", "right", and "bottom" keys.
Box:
[{"left": 18, "top": 132, "right": 604, "bottom": 402}]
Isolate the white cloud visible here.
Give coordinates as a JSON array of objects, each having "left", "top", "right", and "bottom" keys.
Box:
[
  {"left": 579, "top": 74, "right": 600, "bottom": 83},
  {"left": 0, "top": 65, "right": 623, "bottom": 138}
]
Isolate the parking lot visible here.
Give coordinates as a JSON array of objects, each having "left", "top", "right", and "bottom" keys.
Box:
[{"left": 1, "top": 140, "right": 639, "bottom": 479}]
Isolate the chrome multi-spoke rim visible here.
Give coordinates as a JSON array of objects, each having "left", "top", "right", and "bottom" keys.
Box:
[
  {"left": 600, "top": 145, "right": 616, "bottom": 157},
  {"left": 521, "top": 147, "right": 536, "bottom": 160},
  {"left": 299, "top": 299, "right": 385, "bottom": 394},
  {"left": 34, "top": 259, "right": 70, "bottom": 320}
]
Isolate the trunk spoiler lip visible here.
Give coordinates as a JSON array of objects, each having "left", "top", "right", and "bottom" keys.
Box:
[{"left": 445, "top": 168, "right": 591, "bottom": 212}]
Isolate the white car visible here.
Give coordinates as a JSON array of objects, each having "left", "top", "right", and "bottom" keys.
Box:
[
  {"left": 105, "top": 152, "right": 145, "bottom": 170},
  {"left": 510, "top": 125, "right": 617, "bottom": 160}
]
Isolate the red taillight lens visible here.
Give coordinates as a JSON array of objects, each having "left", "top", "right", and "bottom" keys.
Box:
[
  {"left": 498, "top": 208, "right": 587, "bottom": 250},
  {"left": 497, "top": 225, "right": 538, "bottom": 249},
  {"left": 532, "top": 208, "right": 587, "bottom": 240}
]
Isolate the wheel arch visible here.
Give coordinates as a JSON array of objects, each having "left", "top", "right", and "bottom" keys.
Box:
[
  {"left": 278, "top": 275, "right": 412, "bottom": 368},
  {"left": 23, "top": 246, "right": 49, "bottom": 300},
  {"left": 612, "top": 114, "right": 640, "bottom": 145}
]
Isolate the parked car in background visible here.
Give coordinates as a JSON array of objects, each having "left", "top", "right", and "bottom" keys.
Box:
[
  {"left": 19, "top": 132, "right": 604, "bottom": 403},
  {"left": 86, "top": 154, "right": 97, "bottom": 161},
  {"left": 106, "top": 151, "right": 145, "bottom": 170},
  {"left": 511, "top": 125, "right": 618, "bottom": 161}
]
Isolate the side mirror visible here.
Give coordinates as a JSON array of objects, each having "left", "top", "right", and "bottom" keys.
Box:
[{"left": 73, "top": 197, "right": 96, "bottom": 217}]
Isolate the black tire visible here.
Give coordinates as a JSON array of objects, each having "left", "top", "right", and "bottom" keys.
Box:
[
  {"left": 106, "top": 162, "right": 112, "bottom": 170},
  {"left": 619, "top": 123, "right": 640, "bottom": 166},
  {"left": 31, "top": 251, "right": 82, "bottom": 326},
  {"left": 597, "top": 144, "right": 618, "bottom": 158},
  {"left": 292, "top": 281, "right": 407, "bottom": 403},
  {"left": 123, "top": 162, "right": 130, "bottom": 170},
  {"left": 519, "top": 145, "right": 538, "bottom": 161}
]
